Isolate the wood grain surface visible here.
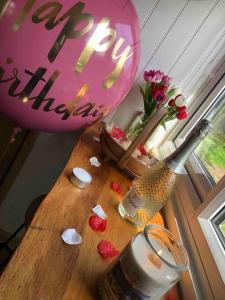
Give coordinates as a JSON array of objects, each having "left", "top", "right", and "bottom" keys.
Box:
[{"left": 0, "top": 124, "right": 164, "bottom": 300}]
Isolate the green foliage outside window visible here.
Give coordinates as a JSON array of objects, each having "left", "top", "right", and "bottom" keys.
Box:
[{"left": 196, "top": 103, "right": 225, "bottom": 168}]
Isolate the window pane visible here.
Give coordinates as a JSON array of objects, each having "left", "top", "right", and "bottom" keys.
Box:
[
  {"left": 194, "top": 89, "right": 225, "bottom": 184},
  {"left": 219, "top": 221, "right": 225, "bottom": 238}
]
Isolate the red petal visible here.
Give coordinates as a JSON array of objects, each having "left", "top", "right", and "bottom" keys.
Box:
[
  {"left": 89, "top": 215, "right": 107, "bottom": 232},
  {"left": 111, "top": 182, "right": 123, "bottom": 195},
  {"left": 116, "top": 185, "right": 123, "bottom": 195},
  {"left": 138, "top": 144, "right": 147, "bottom": 156},
  {"left": 167, "top": 290, "right": 176, "bottom": 300},
  {"left": 110, "top": 127, "right": 126, "bottom": 140},
  {"left": 97, "top": 240, "right": 120, "bottom": 258}
]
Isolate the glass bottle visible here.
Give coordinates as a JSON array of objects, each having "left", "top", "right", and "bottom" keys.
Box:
[
  {"left": 118, "top": 119, "right": 213, "bottom": 227},
  {"left": 99, "top": 225, "right": 189, "bottom": 300}
]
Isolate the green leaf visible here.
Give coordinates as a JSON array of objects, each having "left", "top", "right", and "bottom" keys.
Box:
[
  {"left": 167, "top": 87, "right": 177, "bottom": 100},
  {"left": 145, "top": 82, "right": 150, "bottom": 99},
  {"left": 139, "top": 85, "right": 145, "bottom": 98}
]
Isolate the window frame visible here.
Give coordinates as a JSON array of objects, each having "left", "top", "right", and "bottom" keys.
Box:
[
  {"left": 198, "top": 186, "right": 225, "bottom": 284},
  {"left": 165, "top": 55, "right": 225, "bottom": 144},
  {"left": 169, "top": 70, "right": 225, "bottom": 298},
  {"left": 175, "top": 75, "right": 225, "bottom": 200}
]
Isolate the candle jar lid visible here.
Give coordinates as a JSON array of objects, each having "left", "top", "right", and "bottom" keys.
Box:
[{"left": 144, "top": 224, "right": 189, "bottom": 273}]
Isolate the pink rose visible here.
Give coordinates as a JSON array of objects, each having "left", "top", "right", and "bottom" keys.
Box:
[
  {"left": 143, "top": 70, "right": 156, "bottom": 82},
  {"left": 154, "top": 70, "right": 164, "bottom": 81},
  {"left": 162, "top": 74, "right": 172, "bottom": 84}
]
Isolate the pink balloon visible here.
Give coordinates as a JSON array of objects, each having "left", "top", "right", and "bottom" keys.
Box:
[{"left": 0, "top": 0, "right": 140, "bottom": 132}]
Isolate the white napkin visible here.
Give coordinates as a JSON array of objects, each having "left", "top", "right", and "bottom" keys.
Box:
[
  {"left": 92, "top": 205, "right": 107, "bottom": 220},
  {"left": 89, "top": 156, "right": 101, "bottom": 167},
  {"left": 61, "top": 228, "right": 82, "bottom": 245}
]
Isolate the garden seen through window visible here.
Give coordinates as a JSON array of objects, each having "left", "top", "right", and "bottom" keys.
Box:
[{"left": 194, "top": 88, "right": 225, "bottom": 184}]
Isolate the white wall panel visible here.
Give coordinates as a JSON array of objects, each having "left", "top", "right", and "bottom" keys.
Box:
[
  {"left": 110, "top": 0, "right": 225, "bottom": 129},
  {"left": 184, "top": 35, "right": 225, "bottom": 99},
  {"left": 133, "top": 0, "right": 157, "bottom": 29},
  {"left": 144, "top": 0, "right": 217, "bottom": 81},
  {"left": 137, "top": 0, "right": 188, "bottom": 78},
  {"left": 171, "top": 0, "right": 225, "bottom": 89}
]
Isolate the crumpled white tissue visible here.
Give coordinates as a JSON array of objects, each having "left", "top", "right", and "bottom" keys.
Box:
[
  {"left": 61, "top": 228, "right": 82, "bottom": 245},
  {"left": 92, "top": 205, "right": 107, "bottom": 220},
  {"left": 89, "top": 156, "right": 101, "bottom": 167}
]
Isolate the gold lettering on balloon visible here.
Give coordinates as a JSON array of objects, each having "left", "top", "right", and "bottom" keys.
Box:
[
  {"left": 12, "top": 0, "right": 36, "bottom": 31},
  {"left": 32, "top": 2, "right": 62, "bottom": 25},
  {"left": 45, "top": 2, "right": 94, "bottom": 62},
  {"left": 103, "top": 38, "right": 133, "bottom": 89},
  {"left": 0, "top": 0, "right": 11, "bottom": 20},
  {"left": 21, "top": 96, "right": 29, "bottom": 103},
  {"left": 75, "top": 18, "right": 116, "bottom": 73},
  {"left": 73, "top": 102, "right": 95, "bottom": 117},
  {"left": 8, "top": 1, "right": 134, "bottom": 90},
  {"left": 91, "top": 104, "right": 112, "bottom": 124},
  {"left": 66, "top": 83, "right": 89, "bottom": 114},
  {"left": 0, "top": 59, "right": 111, "bottom": 122},
  {"left": 31, "top": 69, "right": 60, "bottom": 109}
]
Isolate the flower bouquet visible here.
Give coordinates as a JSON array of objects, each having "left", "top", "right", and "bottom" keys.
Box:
[
  {"left": 101, "top": 69, "right": 188, "bottom": 177},
  {"left": 127, "top": 69, "right": 188, "bottom": 140}
]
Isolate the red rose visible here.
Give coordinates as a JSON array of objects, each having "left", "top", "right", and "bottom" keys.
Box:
[
  {"left": 158, "top": 84, "right": 169, "bottom": 93},
  {"left": 152, "top": 90, "right": 166, "bottom": 103},
  {"left": 168, "top": 99, "right": 175, "bottom": 107},
  {"left": 176, "top": 112, "right": 187, "bottom": 120},
  {"left": 110, "top": 127, "right": 126, "bottom": 140},
  {"left": 177, "top": 106, "right": 186, "bottom": 113},
  {"left": 151, "top": 83, "right": 168, "bottom": 96},
  {"left": 138, "top": 144, "right": 147, "bottom": 156}
]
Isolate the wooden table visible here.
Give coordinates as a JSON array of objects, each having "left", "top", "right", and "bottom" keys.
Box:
[{"left": 0, "top": 124, "right": 163, "bottom": 300}]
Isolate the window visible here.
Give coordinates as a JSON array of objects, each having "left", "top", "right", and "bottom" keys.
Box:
[
  {"left": 177, "top": 74, "right": 225, "bottom": 200},
  {"left": 194, "top": 91, "right": 225, "bottom": 185},
  {"left": 169, "top": 71, "right": 225, "bottom": 298},
  {"left": 198, "top": 188, "right": 225, "bottom": 284}
]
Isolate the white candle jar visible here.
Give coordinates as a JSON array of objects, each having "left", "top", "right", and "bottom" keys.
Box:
[{"left": 99, "top": 225, "right": 188, "bottom": 300}]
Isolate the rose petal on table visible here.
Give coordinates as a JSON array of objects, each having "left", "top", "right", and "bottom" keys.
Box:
[
  {"left": 89, "top": 156, "right": 101, "bottom": 167},
  {"left": 92, "top": 205, "right": 107, "bottom": 219},
  {"left": 61, "top": 228, "right": 82, "bottom": 245},
  {"left": 97, "top": 240, "right": 120, "bottom": 258},
  {"left": 89, "top": 215, "right": 107, "bottom": 232},
  {"left": 111, "top": 182, "right": 123, "bottom": 195}
]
